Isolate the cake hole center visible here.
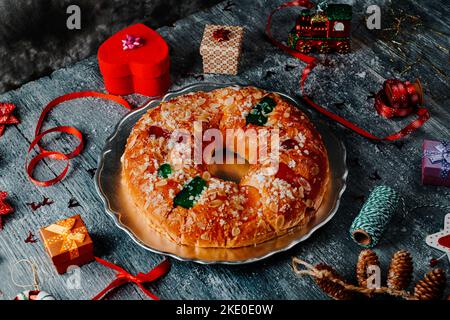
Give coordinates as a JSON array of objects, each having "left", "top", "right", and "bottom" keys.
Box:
[{"left": 207, "top": 148, "right": 250, "bottom": 184}]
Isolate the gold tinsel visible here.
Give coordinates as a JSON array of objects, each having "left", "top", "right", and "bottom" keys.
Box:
[{"left": 387, "top": 250, "right": 413, "bottom": 290}]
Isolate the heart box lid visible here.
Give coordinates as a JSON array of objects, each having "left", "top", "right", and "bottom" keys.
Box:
[{"left": 98, "top": 23, "right": 170, "bottom": 79}]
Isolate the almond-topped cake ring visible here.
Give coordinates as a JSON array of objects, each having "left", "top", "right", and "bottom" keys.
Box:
[{"left": 121, "top": 86, "right": 329, "bottom": 248}]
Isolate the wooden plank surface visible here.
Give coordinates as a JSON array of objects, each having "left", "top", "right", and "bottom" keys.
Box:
[{"left": 0, "top": 0, "right": 449, "bottom": 300}]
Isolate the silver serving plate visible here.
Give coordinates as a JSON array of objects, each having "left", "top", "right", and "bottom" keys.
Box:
[{"left": 95, "top": 83, "right": 348, "bottom": 264}]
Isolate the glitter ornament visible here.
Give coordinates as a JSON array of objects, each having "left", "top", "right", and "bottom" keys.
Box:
[
  {"left": 10, "top": 259, "right": 57, "bottom": 300},
  {"left": 14, "top": 290, "right": 55, "bottom": 300}
]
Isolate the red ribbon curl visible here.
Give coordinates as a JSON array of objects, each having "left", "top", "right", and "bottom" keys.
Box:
[
  {"left": 92, "top": 257, "right": 170, "bottom": 300},
  {"left": 26, "top": 91, "right": 132, "bottom": 187},
  {"left": 266, "top": 0, "right": 430, "bottom": 141}
]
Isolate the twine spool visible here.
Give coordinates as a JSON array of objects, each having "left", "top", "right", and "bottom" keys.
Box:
[{"left": 350, "top": 185, "right": 401, "bottom": 248}]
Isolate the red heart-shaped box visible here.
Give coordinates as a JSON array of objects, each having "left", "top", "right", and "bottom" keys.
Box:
[{"left": 98, "top": 23, "right": 171, "bottom": 96}]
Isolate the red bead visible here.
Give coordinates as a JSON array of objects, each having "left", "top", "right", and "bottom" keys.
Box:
[{"left": 429, "top": 258, "right": 439, "bottom": 267}]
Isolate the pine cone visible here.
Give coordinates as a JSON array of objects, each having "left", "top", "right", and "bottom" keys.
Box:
[
  {"left": 315, "top": 264, "right": 353, "bottom": 300},
  {"left": 413, "top": 269, "right": 446, "bottom": 300},
  {"left": 387, "top": 250, "right": 413, "bottom": 290},
  {"left": 356, "top": 249, "right": 380, "bottom": 288}
]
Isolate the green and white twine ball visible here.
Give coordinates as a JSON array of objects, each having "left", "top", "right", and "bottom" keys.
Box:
[{"left": 350, "top": 185, "right": 401, "bottom": 248}]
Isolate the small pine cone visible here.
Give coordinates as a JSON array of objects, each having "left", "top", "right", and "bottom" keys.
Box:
[
  {"left": 387, "top": 250, "right": 413, "bottom": 290},
  {"left": 356, "top": 249, "right": 380, "bottom": 288},
  {"left": 315, "top": 264, "right": 353, "bottom": 300},
  {"left": 413, "top": 269, "right": 447, "bottom": 300}
]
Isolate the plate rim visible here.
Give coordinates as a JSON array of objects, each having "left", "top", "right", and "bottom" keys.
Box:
[{"left": 94, "top": 82, "right": 348, "bottom": 265}]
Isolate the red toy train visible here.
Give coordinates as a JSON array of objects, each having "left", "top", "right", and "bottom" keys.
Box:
[{"left": 287, "top": 3, "right": 352, "bottom": 54}]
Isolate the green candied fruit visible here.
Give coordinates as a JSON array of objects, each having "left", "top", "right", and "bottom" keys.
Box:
[
  {"left": 246, "top": 97, "right": 277, "bottom": 126},
  {"left": 173, "top": 176, "right": 207, "bottom": 209},
  {"left": 259, "top": 96, "right": 277, "bottom": 110},
  {"left": 157, "top": 163, "right": 172, "bottom": 178}
]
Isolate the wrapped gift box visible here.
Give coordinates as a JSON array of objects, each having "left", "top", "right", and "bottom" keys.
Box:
[
  {"left": 98, "top": 23, "right": 171, "bottom": 96},
  {"left": 200, "top": 24, "right": 244, "bottom": 75},
  {"left": 40, "top": 214, "right": 94, "bottom": 274},
  {"left": 422, "top": 139, "right": 450, "bottom": 187}
]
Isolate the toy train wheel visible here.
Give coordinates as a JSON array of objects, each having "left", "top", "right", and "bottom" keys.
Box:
[
  {"left": 318, "top": 43, "right": 332, "bottom": 54},
  {"left": 287, "top": 33, "right": 296, "bottom": 48},
  {"left": 295, "top": 40, "right": 312, "bottom": 54},
  {"left": 336, "top": 41, "right": 350, "bottom": 54}
]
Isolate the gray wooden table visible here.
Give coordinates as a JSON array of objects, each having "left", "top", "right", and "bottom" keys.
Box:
[{"left": 0, "top": 0, "right": 449, "bottom": 300}]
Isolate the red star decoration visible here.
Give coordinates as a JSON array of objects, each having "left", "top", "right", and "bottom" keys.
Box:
[
  {"left": 0, "top": 102, "right": 20, "bottom": 137},
  {"left": 0, "top": 191, "right": 14, "bottom": 230}
]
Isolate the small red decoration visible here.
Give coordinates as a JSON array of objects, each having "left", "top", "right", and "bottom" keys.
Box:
[
  {"left": 0, "top": 102, "right": 20, "bottom": 137},
  {"left": 122, "top": 34, "right": 144, "bottom": 50},
  {"left": 25, "top": 231, "right": 38, "bottom": 243},
  {"left": 266, "top": 1, "right": 430, "bottom": 141},
  {"left": 26, "top": 196, "right": 54, "bottom": 211},
  {"left": 148, "top": 125, "right": 170, "bottom": 139},
  {"left": 375, "top": 79, "right": 423, "bottom": 119},
  {"left": 0, "top": 191, "right": 13, "bottom": 230},
  {"left": 287, "top": 3, "right": 352, "bottom": 54},
  {"left": 68, "top": 197, "right": 81, "bottom": 208},
  {"left": 98, "top": 24, "right": 171, "bottom": 97},
  {"left": 92, "top": 257, "right": 170, "bottom": 300},
  {"left": 213, "top": 28, "right": 232, "bottom": 42},
  {"left": 429, "top": 258, "right": 438, "bottom": 267},
  {"left": 438, "top": 234, "right": 450, "bottom": 249}
]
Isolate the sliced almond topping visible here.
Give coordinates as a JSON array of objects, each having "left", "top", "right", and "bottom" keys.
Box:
[
  {"left": 200, "top": 233, "right": 209, "bottom": 240},
  {"left": 311, "top": 165, "right": 320, "bottom": 176},
  {"left": 209, "top": 199, "right": 223, "bottom": 208},
  {"left": 202, "top": 171, "right": 211, "bottom": 181},
  {"left": 298, "top": 186, "right": 305, "bottom": 199},
  {"left": 155, "top": 180, "right": 168, "bottom": 187},
  {"left": 232, "top": 226, "right": 241, "bottom": 237},
  {"left": 268, "top": 202, "right": 278, "bottom": 212},
  {"left": 276, "top": 215, "right": 285, "bottom": 229}
]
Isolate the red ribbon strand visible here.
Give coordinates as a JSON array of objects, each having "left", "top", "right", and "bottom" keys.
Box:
[
  {"left": 26, "top": 91, "right": 132, "bottom": 187},
  {"left": 92, "top": 257, "right": 170, "bottom": 300},
  {"left": 266, "top": 0, "right": 430, "bottom": 141}
]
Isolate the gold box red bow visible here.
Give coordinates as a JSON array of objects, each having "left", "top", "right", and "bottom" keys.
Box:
[
  {"left": 40, "top": 214, "right": 94, "bottom": 274},
  {"left": 200, "top": 24, "right": 244, "bottom": 75}
]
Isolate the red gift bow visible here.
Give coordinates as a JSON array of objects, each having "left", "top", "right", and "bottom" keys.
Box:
[
  {"left": 26, "top": 91, "right": 132, "bottom": 187},
  {"left": 266, "top": 0, "right": 430, "bottom": 141},
  {"left": 92, "top": 257, "right": 170, "bottom": 300}
]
